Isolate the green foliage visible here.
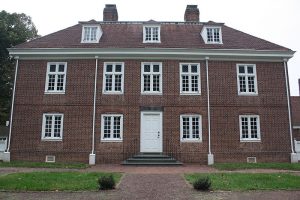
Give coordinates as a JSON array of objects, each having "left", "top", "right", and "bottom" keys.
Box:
[
  {"left": 0, "top": 172, "right": 122, "bottom": 191},
  {"left": 0, "top": 161, "right": 88, "bottom": 169},
  {"left": 213, "top": 163, "right": 300, "bottom": 171},
  {"left": 185, "top": 173, "right": 300, "bottom": 191},
  {"left": 0, "top": 10, "right": 39, "bottom": 124},
  {"left": 192, "top": 176, "right": 211, "bottom": 191},
  {"left": 98, "top": 175, "right": 116, "bottom": 190}
]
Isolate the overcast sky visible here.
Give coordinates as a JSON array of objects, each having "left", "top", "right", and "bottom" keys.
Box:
[{"left": 2, "top": 0, "right": 300, "bottom": 95}]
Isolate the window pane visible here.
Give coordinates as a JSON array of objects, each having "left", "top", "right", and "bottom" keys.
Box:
[
  {"left": 239, "top": 76, "right": 246, "bottom": 92},
  {"left": 113, "top": 116, "right": 121, "bottom": 139},
  {"left": 115, "top": 65, "right": 122, "bottom": 72},
  {"left": 247, "top": 66, "right": 253, "bottom": 74},
  {"left": 45, "top": 116, "right": 52, "bottom": 137},
  {"left": 207, "top": 28, "right": 213, "bottom": 42},
  {"left": 153, "top": 75, "right": 160, "bottom": 91},
  {"left": 106, "top": 65, "right": 113, "bottom": 72},
  {"left": 182, "top": 117, "right": 189, "bottom": 139},
  {"left": 182, "top": 75, "right": 189, "bottom": 91},
  {"left": 58, "top": 65, "right": 65, "bottom": 72},
  {"left": 48, "top": 74, "right": 56, "bottom": 91},
  {"left": 250, "top": 117, "right": 258, "bottom": 139},
  {"left": 54, "top": 116, "right": 61, "bottom": 137},
  {"left": 191, "top": 65, "right": 198, "bottom": 73},
  {"left": 144, "top": 65, "right": 150, "bottom": 72},
  {"left": 56, "top": 74, "right": 64, "bottom": 91},
  {"left": 182, "top": 65, "right": 189, "bottom": 72},
  {"left": 153, "top": 65, "right": 160, "bottom": 72},
  {"left": 241, "top": 117, "right": 248, "bottom": 139},
  {"left": 145, "top": 27, "right": 151, "bottom": 41},
  {"left": 192, "top": 117, "right": 199, "bottom": 139},
  {"left": 114, "top": 75, "right": 122, "bottom": 91},
  {"left": 50, "top": 65, "right": 56, "bottom": 72},
  {"left": 103, "top": 116, "right": 111, "bottom": 138},
  {"left": 248, "top": 76, "right": 255, "bottom": 92},
  {"left": 105, "top": 75, "right": 113, "bottom": 91},
  {"left": 191, "top": 75, "right": 198, "bottom": 92},
  {"left": 143, "top": 75, "right": 151, "bottom": 91},
  {"left": 239, "top": 66, "right": 245, "bottom": 74}
]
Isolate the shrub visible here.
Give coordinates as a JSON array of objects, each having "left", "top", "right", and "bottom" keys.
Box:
[
  {"left": 98, "top": 175, "right": 115, "bottom": 190},
  {"left": 193, "top": 176, "right": 211, "bottom": 191}
]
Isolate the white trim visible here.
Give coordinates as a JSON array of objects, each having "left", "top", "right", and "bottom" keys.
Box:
[
  {"left": 7, "top": 57, "right": 19, "bottom": 152},
  {"left": 293, "top": 126, "right": 300, "bottom": 129},
  {"left": 236, "top": 64, "right": 258, "bottom": 95},
  {"left": 91, "top": 57, "right": 98, "bottom": 154},
  {"left": 179, "top": 63, "right": 201, "bottom": 95},
  {"left": 284, "top": 60, "right": 295, "bottom": 153},
  {"left": 201, "top": 26, "right": 223, "bottom": 44},
  {"left": 239, "top": 115, "right": 261, "bottom": 142},
  {"left": 45, "top": 155, "right": 55, "bottom": 163},
  {"left": 141, "top": 62, "right": 163, "bottom": 94},
  {"left": 45, "top": 62, "right": 67, "bottom": 94},
  {"left": 180, "top": 114, "right": 202, "bottom": 142},
  {"left": 102, "top": 62, "right": 124, "bottom": 94},
  {"left": 140, "top": 111, "right": 163, "bottom": 152},
  {"left": 100, "top": 114, "right": 123, "bottom": 142},
  {"left": 81, "top": 25, "right": 102, "bottom": 43},
  {"left": 41, "top": 113, "right": 64, "bottom": 141},
  {"left": 143, "top": 25, "right": 161, "bottom": 43}
]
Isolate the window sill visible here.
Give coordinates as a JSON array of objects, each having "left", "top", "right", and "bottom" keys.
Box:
[
  {"left": 143, "top": 41, "right": 161, "bottom": 43},
  {"left": 41, "top": 138, "right": 63, "bottom": 142},
  {"left": 101, "top": 140, "right": 123, "bottom": 143},
  {"left": 180, "top": 93, "right": 201, "bottom": 95},
  {"left": 44, "top": 91, "right": 65, "bottom": 95},
  {"left": 240, "top": 139, "right": 261, "bottom": 142},
  {"left": 141, "top": 92, "right": 162, "bottom": 95},
  {"left": 102, "top": 92, "right": 124, "bottom": 95},
  {"left": 180, "top": 139, "right": 202, "bottom": 143},
  {"left": 238, "top": 93, "right": 258, "bottom": 96}
]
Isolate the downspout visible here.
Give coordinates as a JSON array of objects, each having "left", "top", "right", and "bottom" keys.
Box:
[
  {"left": 206, "top": 57, "right": 214, "bottom": 165},
  {"left": 283, "top": 59, "right": 295, "bottom": 154},
  {"left": 89, "top": 56, "right": 98, "bottom": 165},
  {"left": 5, "top": 56, "right": 19, "bottom": 161}
]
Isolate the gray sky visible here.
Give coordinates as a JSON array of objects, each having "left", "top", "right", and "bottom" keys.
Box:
[{"left": 2, "top": 0, "right": 300, "bottom": 95}]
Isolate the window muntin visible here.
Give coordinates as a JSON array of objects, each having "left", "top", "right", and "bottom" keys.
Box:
[
  {"left": 45, "top": 62, "right": 67, "bottom": 94},
  {"left": 237, "top": 64, "right": 258, "bottom": 95},
  {"left": 180, "top": 63, "right": 201, "bottom": 94},
  {"left": 101, "top": 114, "right": 123, "bottom": 141},
  {"left": 143, "top": 26, "right": 161, "bottom": 43},
  {"left": 42, "top": 113, "right": 63, "bottom": 140},
  {"left": 180, "top": 115, "right": 202, "bottom": 142},
  {"left": 141, "top": 63, "right": 162, "bottom": 94},
  {"left": 81, "top": 25, "right": 102, "bottom": 43},
  {"left": 239, "top": 115, "right": 261, "bottom": 141},
  {"left": 103, "top": 63, "right": 124, "bottom": 94}
]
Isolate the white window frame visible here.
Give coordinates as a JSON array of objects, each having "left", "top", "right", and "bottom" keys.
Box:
[
  {"left": 45, "top": 62, "right": 67, "bottom": 94},
  {"left": 239, "top": 115, "right": 261, "bottom": 142},
  {"left": 201, "top": 26, "right": 223, "bottom": 44},
  {"left": 180, "top": 63, "right": 201, "bottom": 95},
  {"left": 143, "top": 25, "right": 161, "bottom": 43},
  {"left": 101, "top": 114, "right": 123, "bottom": 142},
  {"left": 141, "top": 62, "right": 163, "bottom": 95},
  {"left": 41, "top": 113, "right": 64, "bottom": 141},
  {"left": 180, "top": 115, "right": 202, "bottom": 142},
  {"left": 102, "top": 62, "right": 124, "bottom": 94},
  {"left": 236, "top": 64, "right": 258, "bottom": 95},
  {"left": 81, "top": 25, "right": 102, "bottom": 43}
]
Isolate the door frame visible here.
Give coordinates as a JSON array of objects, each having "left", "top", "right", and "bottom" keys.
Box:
[{"left": 140, "top": 111, "right": 163, "bottom": 153}]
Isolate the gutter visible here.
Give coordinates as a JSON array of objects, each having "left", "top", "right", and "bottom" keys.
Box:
[{"left": 91, "top": 57, "right": 98, "bottom": 157}]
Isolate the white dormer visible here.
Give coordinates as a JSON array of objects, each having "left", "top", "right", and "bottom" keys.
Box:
[
  {"left": 143, "top": 25, "right": 161, "bottom": 43},
  {"left": 81, "top": 25, "right": 102, "bottom": 43},
  {"left": 201, "top": 26, "right": 223, "bottom": 44}
]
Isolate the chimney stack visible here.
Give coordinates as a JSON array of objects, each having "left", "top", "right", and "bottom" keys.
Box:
[
  {"left": 103, "top": 4, "right": 118, "bottom": 21},
  {"left": 184, "top": 5, "right": 199, "bottom": 22}
]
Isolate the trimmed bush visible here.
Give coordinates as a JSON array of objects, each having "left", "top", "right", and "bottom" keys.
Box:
[
  {"left": 193, "top": 176, "right": 211, "bottom": 191},
  {"left": 98, "top": 175, "right": 115, "bottom": 190}
]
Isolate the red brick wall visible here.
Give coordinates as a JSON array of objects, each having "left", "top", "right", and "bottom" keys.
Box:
[{"left": 10, "top": 59, "right": 292, "bottom": 164}]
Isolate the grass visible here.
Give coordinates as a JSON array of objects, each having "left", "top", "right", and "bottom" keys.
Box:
[
  {"left": 185, "top": 173, "right": 300, "bottom": 191},
  {"left": 213, "top": 163, "right": 300, "bottom": 171},
  {"left": 0, "top": 172, "right": 122, "bottom": 191},
  {"left": 0, "top": 161, "right": 88, "bottom": 169}
]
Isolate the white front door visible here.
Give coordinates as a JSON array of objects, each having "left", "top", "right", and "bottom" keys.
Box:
[{"left": 140, "top": 112, "right": 162, "bottom": 152}]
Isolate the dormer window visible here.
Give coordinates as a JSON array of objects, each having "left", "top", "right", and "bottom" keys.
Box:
[
  {"left": 81, "top": 25, "right": 102, "bottom": 43},
  {"left": 201, "top": 26, "right": 222, "bottom": 44},
  {"left": 143, "top": 26, "right": 160, "bottom": 43}
]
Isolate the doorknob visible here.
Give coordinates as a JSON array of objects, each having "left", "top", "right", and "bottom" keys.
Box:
[{"left": 158, "top": 131, "right": 160, "bottom": 138}]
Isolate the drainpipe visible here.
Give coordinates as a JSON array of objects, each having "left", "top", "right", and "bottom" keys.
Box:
[
  {"left": 283, "top": 59, "right": 297, "bottom": 163},
  {"left": 206, "top": 57, "right": 214, "bottom": 165},
  {"left": 5, "top": 56, "right": 19, "bottom": 162},
  {"left": 89, "top": 56, "right": 98, "bottom": 165}
]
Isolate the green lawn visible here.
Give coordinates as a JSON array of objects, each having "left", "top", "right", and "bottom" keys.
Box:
[
  {"left": 213, "top": 163, "right": 300, "bottom": 171},
  {"left": 0, "top": 161, "right": 88, "bottom": 169},
  {"left": 185, "top": 173, "right": 300, "bottom": 191},
  {"left": 0, "top": 172, "right": 122, "bottom": 191}
]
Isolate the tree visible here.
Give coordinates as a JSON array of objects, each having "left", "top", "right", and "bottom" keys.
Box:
[{"left": 0, "top": 11, "right": 39, "bottom": 125}]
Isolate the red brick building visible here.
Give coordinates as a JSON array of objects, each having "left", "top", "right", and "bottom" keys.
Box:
[{"left": 4, "top": 4, "right": 297, "bottom": 164}]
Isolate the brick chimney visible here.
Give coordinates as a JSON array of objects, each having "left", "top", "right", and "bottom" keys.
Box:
[
  {"left": 103, "top": 4, "right": 118, "bottom": 21},
  {"left": 184, "top": 5, "right": 199, "bottom": 22}
]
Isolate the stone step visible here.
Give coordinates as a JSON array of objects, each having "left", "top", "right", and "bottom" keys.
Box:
[
  {"left": 122, "top": 153, "right": 182, "bottom": 166},
  {"left": 122, "top": 161, "right": 183, "bottom": 165}
]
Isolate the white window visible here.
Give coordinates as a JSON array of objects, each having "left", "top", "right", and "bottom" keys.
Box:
[
  {"left": 239, "top": 115, "right": 261, "bottom": 141},
  {"left": 103, "top": 63, "right": 124, "bottom": 94},
  {"left": 81, "top": 25, "right": 102, "bottom": 43},
  {"left": 143, "top": 26, "right": 161, "bottom": 43},
  {"left": 42, "top": 113, "right": 63, "bottom": 141},
  {"left": 180, "top": 115, "right": 202, "bottom": 142},
  {"left": 180, "top": 63, "right": 201, "bottom": 94},
  {"left": 141, "top": 62, "right": 162, "bottom": 94},
  {"left": 45, "top": 62, "right": 67, "bottom": 94},
  {"left": 101, "top": 114, "right": 123, "bottom": 142},
  {"left": 201, "top": 26, "right": 222, "bottom": 44},
  {"left": 237, "top": 64, "right": 258, "bottom": 95}
]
